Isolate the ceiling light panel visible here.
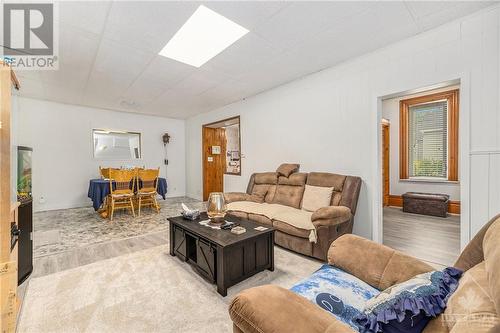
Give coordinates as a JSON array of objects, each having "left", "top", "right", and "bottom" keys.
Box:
[{"left": 159, "top": 5, "right": 249, "bottom": 67}]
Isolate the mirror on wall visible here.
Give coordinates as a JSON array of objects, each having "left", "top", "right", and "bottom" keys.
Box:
[{"left": 92, "top": 129, "right": 141, "bottom": 160}]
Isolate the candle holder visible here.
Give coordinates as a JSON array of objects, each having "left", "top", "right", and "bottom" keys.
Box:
[{"left": 206, "top": 192, "right": 227, "bottom": 226}]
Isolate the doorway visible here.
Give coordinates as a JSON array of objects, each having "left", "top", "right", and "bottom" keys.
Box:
[
  {"left": 379, "top": 85, "right": 462, "bottom": 268},
  {"left": 202, "top": 116, "right": 241, "bottom": 201}
]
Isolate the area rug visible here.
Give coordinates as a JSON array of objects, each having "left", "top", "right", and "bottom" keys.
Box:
[
  {"left": 18, "top": 245, "right": 322, "bottom": 333},
  {"left": 33, "top": 197, "right": 206, "bottom": 257}
]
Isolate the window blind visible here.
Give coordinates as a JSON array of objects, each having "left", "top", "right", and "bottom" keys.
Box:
[{"left": 408, "top": 100, "right": 447, "bottom": 178}]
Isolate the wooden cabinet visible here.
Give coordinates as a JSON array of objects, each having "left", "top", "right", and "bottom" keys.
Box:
[{"left": 0, "top": 62, "right": 20, "bottom": 333}]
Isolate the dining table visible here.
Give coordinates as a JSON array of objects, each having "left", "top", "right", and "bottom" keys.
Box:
[{"left": 88, "top": 178, "right": 167, "bottom": 217}]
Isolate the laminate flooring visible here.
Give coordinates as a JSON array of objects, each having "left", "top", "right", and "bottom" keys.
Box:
[{"left": 383, "top": 207, "right": 460, "bottom": 268}]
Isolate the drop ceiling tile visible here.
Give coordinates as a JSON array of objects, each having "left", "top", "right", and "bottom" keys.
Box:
[
  {"left": 39, "top": 63, "right": 89, "bottom": 91},
  {"left": 92, "top": 38, "right": 156, "bottom": 82},
  {"left": 58, "top": 23, "right": 100, "bottom": 70},
  {"left": 198, "top": 79, "right": 248, "bottom": 104},
  {"left": 203, "top": 32, "right": 284, "bottom": 78},
  {"left": 168, "top": 68, "right": 232, "bottom": 97},
  {"left": 405, "top": 1, "right": 455, "bottom": 19},
  {"left": 414, "top": 2, "right": 494, "bottom": 31},
  {"left": 58, "top": 1, "right": 112, "bottom": 35},
  {"left": 83, "top": 70, "right": 132, "bottom": 106},
  {"left": 253, "top": 1, "right": 371, "bottom": 50},
  {"left": 121, "top": 76, "right": 170, "bottom": 106},
  {"left": 203, "top": 1, "right": 288, "bottom": 30},
  {"left": 103, "top": 1, "right": 199, "bottom": 53},
  {"left": 140, "top": 56, "right": 195, "bottom": 86},
  {"left": 43, "top": 81, "right": 84, "bottom": 106}
]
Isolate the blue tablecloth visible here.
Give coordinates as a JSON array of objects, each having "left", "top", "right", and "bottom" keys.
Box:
[{"left": 88, "top": 178, "right": 167, "bottom": 211}]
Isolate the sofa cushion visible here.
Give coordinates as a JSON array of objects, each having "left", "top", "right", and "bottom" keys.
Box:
[
  {"left": 307, "top": 172, "right": 347, "bottom": 206},
  {"left": 307, "top": 172, "right": 346, "bottom": 191},
  {"left": 248, "top": 186, "right": 267, "bottom": 203},
  {"left": 247, "top": 213, "right": 272, "bottom": 226},
  {"left": 251, "top": 184, "right": 276, "bottom": 203},
  {"left": 227, "top": 202, "right": 286, "bottom": 217},
  {"left": 273, "top": 185, "right": 305, "bottom": 208},
  {"left": 227, "top": 201, "right": 317, "bottom": 242},
  {"left": 276, "top": 163, "right": 300, "bottom": 177},
  {"left": 229, "top": 211, "right": 248, "bottom": 220},
  {"left": 273, "top": 220, "right": 311, "bottom": 239},
  {"left": 274, "top": 174, "right": 306, "bottom": 209},
  {"left": 290, "top": 264, "right": 380, "bottom": 331},
  {"left": 254, "top": 172, "right": 278, "bottom": 184},
  {"left": 302, "top": 185, "right": 334, "bottom": 212},
  {"left": 272, "top": 208, "right": 316, "bottom": 242},
  {"left": 278, "top": 173, "right": 307, "bottom": 186}
]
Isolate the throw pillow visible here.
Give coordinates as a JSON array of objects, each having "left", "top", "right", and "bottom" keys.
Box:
[
  {"left": 276, "top": 163, "right": 300, "bottom": 177},
  {"left": 301, "top": 185, "right": 334, "bottom": 212},
  {"left": 354, "top": 267, "right": 463, "bottom": 333},
  {"left": 291, "top": 264, "right": 380, "bottom": 331},
  {"left": 248, "top": 187, "right": 268, "bottom": 203}
]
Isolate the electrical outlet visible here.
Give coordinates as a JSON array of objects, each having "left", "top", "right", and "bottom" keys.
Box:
[{"left": 39, "top": 196, "right": 45, "bottom": 204}]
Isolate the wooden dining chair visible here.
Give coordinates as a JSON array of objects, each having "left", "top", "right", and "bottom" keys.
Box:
[
  {"left": 136, "top": 168, "right": 160, "bottom": 216},
  {"left": 99, "top": 166, "right": 110, "bottom": 179},
  {"left": 108, "top": 169, "right": 137, "bottom": 220}
]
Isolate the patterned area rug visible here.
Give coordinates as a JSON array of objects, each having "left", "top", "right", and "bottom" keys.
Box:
[
  {"left": 33, "top": 197, "right": 206, "bottom": 257},
  {"left": 19, "top": 245, "right": 321, "bottom": 333}
]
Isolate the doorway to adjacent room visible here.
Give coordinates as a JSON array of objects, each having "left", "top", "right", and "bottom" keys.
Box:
[
  {"left": 379, "top": 85, "right": 461, "bottom": 268},
  {"left": 202, "top": 116, "right": 241, "bottom": 201}
]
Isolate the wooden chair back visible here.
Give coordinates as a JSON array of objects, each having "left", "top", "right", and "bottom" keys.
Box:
[
  {"left": 100, "top": 167, "right": 110, "bottom": 179},
  {"left": 109, "top": 169, "right": 137, "bottom": 193},
  {"left": 138, "top": 168, "right": 159, "bottom": 190}
]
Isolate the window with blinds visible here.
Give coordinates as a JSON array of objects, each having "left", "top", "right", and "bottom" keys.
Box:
[{"left": 408, "top": 100, "right": 448, "bottom": 178}]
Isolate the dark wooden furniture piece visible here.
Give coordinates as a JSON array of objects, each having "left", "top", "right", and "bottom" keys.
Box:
[
  {"left": 168, "top": 213, "right": 274, "bottom": 296},
  {"left": 402, "top": 192, "right": 450, "bottom": 218},
  {"left": 17, "top": 199, "right": 33, "bottom": 284}
]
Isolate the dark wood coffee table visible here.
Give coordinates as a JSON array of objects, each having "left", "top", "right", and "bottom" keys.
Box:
[{"left": 168, "top": 213, "right": 275, "bottom": 296}]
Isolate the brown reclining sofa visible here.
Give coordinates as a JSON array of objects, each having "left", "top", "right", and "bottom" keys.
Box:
[
  {"left": 224, "top": 164, "right": 362, "bottom": 261},
  {"left": 229, "top": 214, "right": 500, "bottom": 333}
]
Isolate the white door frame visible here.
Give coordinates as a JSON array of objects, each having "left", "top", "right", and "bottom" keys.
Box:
[{"left": 372, "top": 73, "right": 471, "bottom": 250}]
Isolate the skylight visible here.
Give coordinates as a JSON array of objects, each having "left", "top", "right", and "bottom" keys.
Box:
[{"left": 158, "top": 5, "right": 249, "bottom": 67}]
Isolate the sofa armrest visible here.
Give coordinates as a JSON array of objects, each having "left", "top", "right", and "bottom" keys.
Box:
[
  {"left": 229, "top": 285, "right": 353, "bottom": 333},
  {"left": 311, "top": 206, "right": 352, "bottom": 227},
  {"left": 328, "top": 234, "right": 434, "bottom": 290},
  {"left": 224, "top": 192, "right": 249, "bottom": 203}
]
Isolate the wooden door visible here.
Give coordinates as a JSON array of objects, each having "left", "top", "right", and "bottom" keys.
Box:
[
  {"left": 1, "top": 63, "right": 18, "bottom": 332},
  {"left": 202, "top": 127, "right": 226, "bottom": 201},
  {"left": 382, "top": 122, "right": 390, "bottom": 207}
]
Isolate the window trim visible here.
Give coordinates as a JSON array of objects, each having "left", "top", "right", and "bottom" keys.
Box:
[{"left": 399, "top": 89, "right": 459, "bottom": 181}]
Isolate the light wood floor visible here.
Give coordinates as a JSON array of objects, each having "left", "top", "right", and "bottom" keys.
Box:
[{"left": 383, "top": 207, "right": 460, "bottom": 268}]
